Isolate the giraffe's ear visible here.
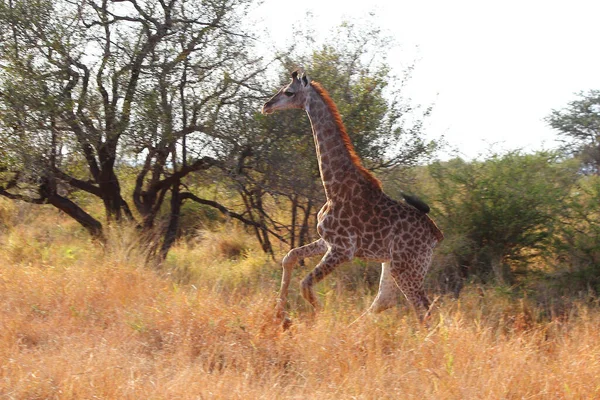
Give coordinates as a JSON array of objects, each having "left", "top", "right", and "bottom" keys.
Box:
[
  {"left": 301, "top": 72, "right": 310, "bottom": 87},
  {"left": 291, "top": 70, "right": 299, "bottom": 80}
]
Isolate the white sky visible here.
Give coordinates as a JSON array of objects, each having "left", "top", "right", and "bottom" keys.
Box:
[{"left": 251, "top": 0, "right": 600, "bottom": 159}]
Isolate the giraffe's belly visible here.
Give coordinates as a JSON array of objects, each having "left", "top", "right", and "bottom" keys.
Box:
[
  {"left": 354, "top": 230, "right": 394, "bottom": 261},
  {"left": 317, "top": 212, "right": 394, "bottom": 261},
  {"left": 354, "top": 251, "right": 390, "bottom": 263}
]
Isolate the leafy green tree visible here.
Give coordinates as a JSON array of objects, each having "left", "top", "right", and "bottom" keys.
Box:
[
  {"left": 547, "top": 90, "right": 600, "bottom": 175},
  {"left": 429, "top": 150, "right": 578, "bottom": 289}
]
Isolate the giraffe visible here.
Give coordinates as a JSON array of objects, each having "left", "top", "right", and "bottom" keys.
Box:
[{"left": 262, "top": 70, "right": 444, "bottom": 326}]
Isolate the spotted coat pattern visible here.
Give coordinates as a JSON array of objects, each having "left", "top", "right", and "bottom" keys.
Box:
[{"left": 262, "top": 71, "right": 443, "bottom": 324}]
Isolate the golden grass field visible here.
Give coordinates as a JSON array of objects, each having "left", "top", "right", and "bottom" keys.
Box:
[{"left": 1, "top": 201, "right": 600, "bottom": 399}]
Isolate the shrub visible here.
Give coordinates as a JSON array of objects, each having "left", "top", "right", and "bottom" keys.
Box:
[
  {"left": 552, "top": 174, "right": 600, "bottom": 293},
  {"left": 429, "top": 150, "right": 578, "bottom": 288}
]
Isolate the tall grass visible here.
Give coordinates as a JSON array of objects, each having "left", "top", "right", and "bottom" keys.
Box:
[{"left": 1, "top": 203, "right": 600, "bottom": 399}]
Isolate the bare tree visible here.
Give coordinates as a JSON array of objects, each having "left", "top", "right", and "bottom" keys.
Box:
[{"left": 0, "top": 0, "right": 265, "bottom": 253}]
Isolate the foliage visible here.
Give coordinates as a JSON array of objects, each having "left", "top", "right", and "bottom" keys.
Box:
[
  {"left": 429, "top": 150, "right": 579, "bottom": 287},
  {"left": 551, "top": 175, "right": 600, "bottom": 293},
  {"left": 547, "top": 89, "right": 600, "bottom": 175}
]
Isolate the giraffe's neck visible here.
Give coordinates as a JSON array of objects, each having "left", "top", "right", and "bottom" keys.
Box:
[{"left": 305, "top": 88, "right": 370, "bottom": 200}]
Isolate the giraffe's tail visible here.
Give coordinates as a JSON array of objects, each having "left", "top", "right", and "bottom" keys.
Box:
[{"left": 425, "top": 215, "right": 444, "bottom": 243}]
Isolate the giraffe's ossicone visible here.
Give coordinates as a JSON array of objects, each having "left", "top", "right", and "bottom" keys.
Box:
[{"left": 262, "top": 70, "right": 444, "bottom": 327}]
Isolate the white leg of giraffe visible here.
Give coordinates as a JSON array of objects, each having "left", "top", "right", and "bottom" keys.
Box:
[
  {"left": 349, "top": 262, "right": 400, "bottom": 326},
  {"left": 368, "top": 262, "right": 401, "bottom": 313},
  {"left": 276, "top": 239, "right": 328, "bottom": 320}
]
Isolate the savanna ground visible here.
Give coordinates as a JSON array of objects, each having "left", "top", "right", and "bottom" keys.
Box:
[{"left": 1, "top": 200, "right": 600, "bottom": 399}]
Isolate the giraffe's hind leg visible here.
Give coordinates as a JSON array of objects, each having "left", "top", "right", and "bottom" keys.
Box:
[
  {"left": 389, "top": 258, "right": 432, "bottom": 322},
  {"left": 277, "top": 239, "right": 328, "bottom": 322}
]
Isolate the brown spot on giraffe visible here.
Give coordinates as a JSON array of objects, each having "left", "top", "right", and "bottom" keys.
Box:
[{"left": 262, "top": 69, "right": 444, "bottom": 326}]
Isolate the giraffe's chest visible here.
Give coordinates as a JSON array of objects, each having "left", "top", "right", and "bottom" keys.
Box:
[{"left": 316, "top": 201, "right": 333, "bottom": 237}]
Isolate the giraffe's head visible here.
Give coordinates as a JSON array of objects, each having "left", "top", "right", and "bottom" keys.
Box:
[{"left": 261, "top": 69, "right": 311, "bottom": 115}]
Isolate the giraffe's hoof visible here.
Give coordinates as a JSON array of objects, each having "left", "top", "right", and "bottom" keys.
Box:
[
  {"left": 421, "top": 313, "right": 432, "bottom": 329},
  {"left": 274, "top": 302, "right": 293, "bottom": 330},
  {"left": 282, "top": 316, "right": 293, "bottom": 331},
  {"left": 274, "top": 301, "right": 286, "bottom": 320}
]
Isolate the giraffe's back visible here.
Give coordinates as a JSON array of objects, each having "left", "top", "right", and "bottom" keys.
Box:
[
  {"left": 316, "top": 189, "right": 442, "bottom": 262},
  {"left": 387, "top": 194, "right": 444, "bottom": 244}
]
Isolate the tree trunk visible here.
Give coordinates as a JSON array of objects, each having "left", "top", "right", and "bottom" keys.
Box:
[
  {"left": 240, "top": 191, "right": 273, "bottom": 255},
  {"left": 290, "top": 194, "right": 298, "bottom": 249},
  {"left": 160, "top": 180, "right": 181, "bottom": 261},
  {"left": 99, "top": 169, "right": 124, "bottom": 221},
  {"left": 298, "top": 198, "right": 313, "bottom": 247}
]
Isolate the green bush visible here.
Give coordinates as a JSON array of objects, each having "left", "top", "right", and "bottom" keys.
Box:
[
  {"left": 552, "top": 175, "right": 600, "bottom": 293},
  {"left": 429, "top": 150, "right": 578, "bottom": 287}
]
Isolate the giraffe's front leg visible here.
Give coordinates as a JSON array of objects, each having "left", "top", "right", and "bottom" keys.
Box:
[
  {"left": 277, "top": 239, "right": 328, "bottom": 324},
  {"left": 301, "top": 247, "right": 352, "bottom": 311}
]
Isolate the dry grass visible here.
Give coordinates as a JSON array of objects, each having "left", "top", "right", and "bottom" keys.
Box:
[{"left": 1, "top": 202, "right": 600, "bottom": 399}]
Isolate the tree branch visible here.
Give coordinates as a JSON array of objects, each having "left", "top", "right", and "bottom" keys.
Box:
[
  {"left": 53, "top": 168, "right": 103, "bottom": 197},
  {"left": 180, "top": 193, "right": 288, "bottom": 244}
]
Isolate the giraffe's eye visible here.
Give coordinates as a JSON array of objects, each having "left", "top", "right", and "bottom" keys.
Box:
[{"left": 284, "top": 90, "right": 294, "bottom": 97}]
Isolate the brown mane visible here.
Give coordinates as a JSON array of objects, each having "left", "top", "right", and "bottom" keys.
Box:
[{"left": 310, "top": 82, "right": 383, "bottom": 190}]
